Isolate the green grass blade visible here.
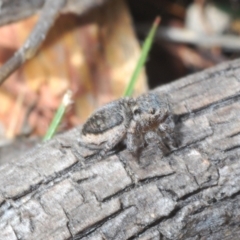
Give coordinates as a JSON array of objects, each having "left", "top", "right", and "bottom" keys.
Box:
[
  {"left": 43, "top": 90, "right": 72, "bottom": 141},
  {"left": 123, "top": 16, "right": 160, "bottom": 97}
]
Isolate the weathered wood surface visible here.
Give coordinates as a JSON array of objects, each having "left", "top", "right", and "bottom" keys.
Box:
[{"left": 1, "top": 59, "right": 240, "bottom": 239}]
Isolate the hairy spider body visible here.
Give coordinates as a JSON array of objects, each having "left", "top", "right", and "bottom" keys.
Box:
[{"left": 80, "top": 93, "right": 176, "bottom": 159}]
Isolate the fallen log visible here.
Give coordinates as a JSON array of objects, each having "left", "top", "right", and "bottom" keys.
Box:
[{"left": 1, "top": 59, "right": 240, "bottom": 239}]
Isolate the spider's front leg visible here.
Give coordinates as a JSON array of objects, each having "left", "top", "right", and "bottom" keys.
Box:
[
  {"left": 125, "top": 121, "right": 144, "bottom": 156},
  {"left": 158, "top": 114, "right": 178, "bottom": 151}
]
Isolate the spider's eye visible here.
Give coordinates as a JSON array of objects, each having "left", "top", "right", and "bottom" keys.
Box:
[
  {"left": 133, "top": 108, "right": 141, "bottom": 115},
  {"left": 150, "top": 108, "right": 156, "bottom": 115}
]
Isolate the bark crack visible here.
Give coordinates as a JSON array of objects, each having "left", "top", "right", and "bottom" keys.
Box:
[
  {"left": 224, "top": 145, "right": 240, "bottom": 153},
  {"left": 117, "top": 154, "right": 138, "bottom": 183},
  {"left": 126, "top": 206, "right": 181, "bottom": 240},
  {"left": 101, "top": 173, "right": 175, "bottom": 203},
  {"left": 5, "top": 159, "right": 80, "bottom": 206},
  {"left": 73, "top": 205, "right": 134, "bottom": 239},
  {"left": 10, "top": 224, "right": 20, "bottom": 240},
  {"left": 228, "top": 131, "right": 240, "bottom": 138},
  {"left": 62, "top": 207, "right": 74, "bottom": 239},
  {"left": 179, "top": 93, "right": 240, "bottom": 121}
]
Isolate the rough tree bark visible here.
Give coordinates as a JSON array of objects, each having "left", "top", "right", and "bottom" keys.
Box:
[{"left": 1, "top": 59, "right": 240, "bottom": 240}]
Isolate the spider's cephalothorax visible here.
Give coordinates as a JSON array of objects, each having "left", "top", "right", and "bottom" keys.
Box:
[
  {"left": 80, "top": 93, "right": 176, "bottom": 159},
  {"left": 130, "top": 93, "right": 169, "bottom": 131}
]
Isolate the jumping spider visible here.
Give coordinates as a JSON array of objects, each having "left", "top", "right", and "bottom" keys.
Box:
[{"left": 79, "top": 93, "right": 177, "bottom": 160}]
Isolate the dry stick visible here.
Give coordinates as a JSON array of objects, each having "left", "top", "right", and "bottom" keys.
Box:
[
  {"left": 0, "top": 0, "right": 113, "bottom": 85},
  {"left": 0, "top": 0, "right": 66, "bottom": 85}
]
